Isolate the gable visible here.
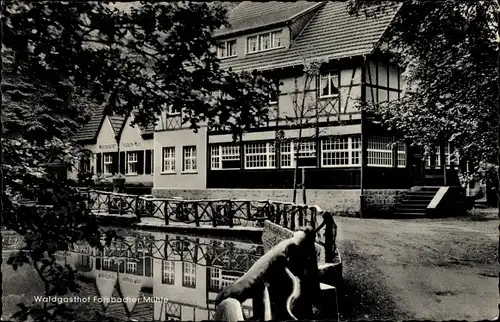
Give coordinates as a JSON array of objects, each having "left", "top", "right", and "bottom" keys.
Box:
[
  {"left": 95, "top": 117, "right": 117, "bottom": 149},
  {"left": 74, "top": 104, "right": 106, "bottom": 142}
]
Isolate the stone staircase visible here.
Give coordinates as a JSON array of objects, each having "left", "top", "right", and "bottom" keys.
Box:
[{"left": 393, "top": 187, "right": 440, "bottom": 217}]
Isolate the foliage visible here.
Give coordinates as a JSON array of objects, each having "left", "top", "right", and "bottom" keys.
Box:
[
  {"left": 2, "top": 1, "right": 274, "bottom": 321},
  {"left": 2, "top": 1, "right": 274, "bottom": 136},
  {"left": 348, "top": 1, "right": 499, "bottom": 167}
]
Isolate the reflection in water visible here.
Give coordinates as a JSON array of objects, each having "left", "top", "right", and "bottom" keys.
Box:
[{"left": 62, "top": 231, "right": 264, "bottom": 321}]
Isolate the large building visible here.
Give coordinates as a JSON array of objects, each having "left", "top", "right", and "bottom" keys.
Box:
[
  {"left": 74, "top": 2, "right": 462, "bottom": 215},
  {"left": 151, "top": 1, "right": 461, "bottom": 215},
  {"left": 70, "top": 105, "right": 155, "bottom": 186}
]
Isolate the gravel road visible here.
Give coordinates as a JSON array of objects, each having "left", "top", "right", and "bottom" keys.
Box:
[{"left": 336, "top": 210, "right": 498, "bottom": 321}]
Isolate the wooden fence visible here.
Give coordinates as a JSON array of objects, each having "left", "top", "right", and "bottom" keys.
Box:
[{"left": 81, "top": 189, "right": 338, "bottom": 263}]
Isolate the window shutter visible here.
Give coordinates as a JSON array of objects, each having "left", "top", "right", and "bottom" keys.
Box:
[
  {"left": 96, "top": 153, "right": 102, "bottom": 174},
  {"left": 111, "top": 152, "right": 119, "bottom": 174},
  {"left": 151, "top": 150, "right": 154, "bottom": 174},
  {"left": 120, "top": 152, "right": 126, "bottom": 174},
  {"left": 95, "top": 258, "right": 101, "bottom": 270},
  {"left": 137, "top": 150, "right": 144, "bottom": 174},
  {"left": 145, "top": 150, "right": 152, "bottom": 174},
  {"left": 137, "top": 259, "right": 144, "bottom": 276},
  {"left": 145, "top": 257, "right": 152, "bottom": 277}
]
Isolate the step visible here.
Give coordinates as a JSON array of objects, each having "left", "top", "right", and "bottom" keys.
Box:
[
  {"left": 418, "top": 187, "right": 441, "bottom": 192},
  {"left": 396, "top": 203, "right": 427, "bottom": 210},
  {"left": 393, "top": 208, "right": 427, "bottom": 215},
  {"left": 401, "top": 200, "right": 430, "bottom": 205},
  {"left": 406, "top": 191, "right": 437, "bottom": 196}
]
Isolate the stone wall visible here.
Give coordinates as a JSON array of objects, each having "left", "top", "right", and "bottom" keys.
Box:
[
  {"left": 152, "top": 188, "right": 361, "bottom": 216},
  {"left": 363, "top": 189, "right": 408, "bottom": 217}
]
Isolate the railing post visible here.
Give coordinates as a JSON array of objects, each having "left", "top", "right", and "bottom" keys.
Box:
[
  {"left": 247, "top": 202, "right": 252, "bottom": 220},
  {"left": 212, "top": 204, "right": 218, "bottom": 227},
  {"left": 135, "top": 195, "right": 141, "bottom": 220},
  {"left": 323, "top": 212, "right": 335, "bottom": 263},
  {"left": 194, "top": 203, "right": 200, "bottom": 227},
  {"left": 298, "top": 206, "right": 304, "bottom": 227},
  {"left": 290, "top": 208, "right": 296, "bottom": 231},
  {"left": 227, "top": 200, "right": 234, "bottom": 228},
  {"left": 310, "top": 208, "right": 316, "bottom": 230},
  {"left": 275, "top": 203, "right": 281, "bottom": 224},
  {"left": 283, "top": 205, "right": 288, "bottom": 228},
  {"left": 164, "top": 201, "right": 169, "bottom": 225},
  {"left": 107, "top": 194, "right": 112, "bottom": 214}
]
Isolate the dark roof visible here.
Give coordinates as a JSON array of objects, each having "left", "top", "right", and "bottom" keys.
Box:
[
  {"left": 74, "top": 104, "right": 106, "bottom": 142},
  {"left": 218, "top": 2, "right": 399, "bottom": 72},
  {"left": 74, "top": 106, "right": 128, "bottom": 142},
  {"left": 214, "top": 1, "right": 321, "bottom": 37}
]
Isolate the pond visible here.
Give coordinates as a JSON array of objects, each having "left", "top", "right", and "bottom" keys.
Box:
[{"left": 60, "top": 229, "right": 264, "bottom": 321}]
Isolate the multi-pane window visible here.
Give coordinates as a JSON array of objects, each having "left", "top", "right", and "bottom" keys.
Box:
[
  {"left": 217, "top": 40, "right": 237, "bottom": 58},
  {"left": 183, "top": 146, "right": 197, "bottom": 172},
  {"left": 367, "top": 136, "right": 393, "bottom": 167},
  {"left": 279, "top": 141, "right": 316, "bottom": 168},
  {"left": 280, "top": 142, "right": 293, "bottom": 168},
  {"left": 246, "top": 30, "right": 283, "bottom": 53},
  {"left": 244, "top": 142, "right": 275, "bottom": 169},
  {"left": 127, "top": 151, "right": 138, "bottom": 174},
  {"left": 321, "top": 137, "right": 361, "bottom": 166},
  {"left": 426, "top": 145, "right": 458, "bottom": 167},
  {"left": 397, "top": 142, "right": 406, "bottom": 167},
  {"left": 126, "top": 261, "right": 137, "bottom": 274},
  {"left": 162, "top": 147, "right": 175, "bottom": 172},
  {"left": 103, "top": 153, "right": 113, "bottom": 174},
  {"left": 209, "top": 267, "right": 241, "bottom": 291},
  {"left": 182, "top": 262, "right": 196, "bottom": 288},
  {"left": 247, "top": 36, "right": 258, "bottom": 53},
  {"left": 102, "top": 258, "right": 112, "bottom": 270},
  {"left": 320, "top": 72, "right": 340, "bottom": 98},
  {"left": 211, "top": 145, "right": 240, "bottom": 170},
  {"left": 162, "top": 260, "right": 175, "bottom": 285}
]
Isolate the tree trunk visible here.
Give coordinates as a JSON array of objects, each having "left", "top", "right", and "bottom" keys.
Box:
[{"left": 302, "top": 168, "right": 307, "bottom": 204}]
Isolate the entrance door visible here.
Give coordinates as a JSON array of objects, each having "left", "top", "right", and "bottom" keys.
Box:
[{"left": 410, "top": 147, "right": 425, "bottom": 186}]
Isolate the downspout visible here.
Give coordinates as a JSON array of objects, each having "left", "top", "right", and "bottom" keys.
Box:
[{"left": 360, "top": 55, "right": 367, "bottom": 217}]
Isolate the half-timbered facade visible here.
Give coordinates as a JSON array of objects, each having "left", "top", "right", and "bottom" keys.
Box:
[{"left": 151, "top": 1, "right": 462, "bottom": 215}]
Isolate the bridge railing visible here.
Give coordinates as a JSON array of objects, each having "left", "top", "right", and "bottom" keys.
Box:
[{"left": 81, "top": 189, "right": 338, "bottom": 263}]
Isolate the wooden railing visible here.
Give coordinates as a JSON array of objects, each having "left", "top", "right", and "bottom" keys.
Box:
[{"left": 80, "top": 188, "right": 338, "bottom": 264}]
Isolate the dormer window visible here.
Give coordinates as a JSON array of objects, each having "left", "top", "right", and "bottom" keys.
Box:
[
  {"left": 247, "top": 30, "right": 283, "bottom": 54},
  {"left": 217, "top": 40, "right": 237, "bottom": 58},
  {"left": 319, "top": 72, "right": 340, "bottom": 98}
]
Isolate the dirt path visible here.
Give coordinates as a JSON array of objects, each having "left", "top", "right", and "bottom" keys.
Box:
[{"left": 335, "top": 212, "right": 498, "bottom": 321}]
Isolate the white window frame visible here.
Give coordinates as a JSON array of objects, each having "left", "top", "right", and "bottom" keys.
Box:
[
  {"left": 183, "top": 146, "right": 197, "bottom": 172},
  {"left": 280, "top": 142, "right": 293, "bottom": 168},
  {"left": 162, "top": 147, "right": 176, "bottom": 173},
  {"left": 103, "top": 153, "right": 113, "bottom": 174},
  {"left": 319, "top": 72, "right": 340, "bottom": 98},
  {"left": 279, "top": 141, "right": 317, "bottom": 168},
  {"left": 426, "top": 144, "right": 458, "bottom": 168},
  {"left": 126, "top": 261, "right": 137, "bottom": 274},
  {"left": 246, "top": 30, "right": 283, "bottom": 54},
  {"left": 244, "top": 142, "right": 275, "bottom": 169},
  {"left": 367, "top": 136, "right": 393, "bottom": 167},
  {"left": 321, "top": 136, "right": 361, "bottom": 167},
  {"left": 102, "top": 258, "right": 112, "bottom": 270},
  {"left": 210, "top": 145, "right": 240, "bottom": 170},
  {"left": 162, "top": 260, "right": 175, "bottom": 284},
  {"left": 126, "top": 151, "right": 138, "bottom": 174},
  {"left": 182, "top": 262, "right": 196, "bottom": 288},
  {"left": 397, "top": 142, "right": 406, "bottom": 168},
  {"left": 217, "top": 39, "right": 237, "bottom": 59}
]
